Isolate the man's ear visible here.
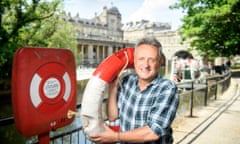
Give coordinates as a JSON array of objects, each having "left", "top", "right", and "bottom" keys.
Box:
[{"left": 159, "top": 57, "right": 163, "bottom": 65}]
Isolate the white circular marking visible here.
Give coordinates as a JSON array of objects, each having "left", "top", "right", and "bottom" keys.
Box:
[
  {"left": 43, "top": 78, "right": 61, "bottom": 99},
  {"left": 30, "top": 74, "right": 42, "bottom": 107},
  {"left": 63, "top": 72, "right": 71, "bottom": 101}
]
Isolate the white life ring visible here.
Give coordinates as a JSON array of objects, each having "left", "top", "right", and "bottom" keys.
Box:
[{"left": 80, "top": 48, "right": 134, "bottom": 138}]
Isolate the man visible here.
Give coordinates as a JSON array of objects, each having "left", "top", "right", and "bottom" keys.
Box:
[{"left": 91, "top": 36, "right": 179, "bottom": 144}]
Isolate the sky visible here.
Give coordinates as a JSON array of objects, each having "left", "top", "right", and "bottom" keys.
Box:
[{"left": 63, "top": 0, "right": 185, "bottom": 30}]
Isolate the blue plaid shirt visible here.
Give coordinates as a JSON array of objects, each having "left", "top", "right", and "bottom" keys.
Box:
[{"left": 117, "top": 73, "right": 179, "bottom": 144}]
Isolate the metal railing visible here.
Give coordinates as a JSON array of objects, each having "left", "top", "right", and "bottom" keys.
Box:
[
  {"left": 176, "top": 71, "right": 231, "bottom": 117},
  {"left": 0, "top": 71, "right": 232, "bottom": 144}
]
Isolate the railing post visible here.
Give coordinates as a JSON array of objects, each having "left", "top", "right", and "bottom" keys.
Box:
[
  {"left": 221, "top": 74, "right": 225, "bottom": 93},
  {"left": 215, "top": 78, "right": 218, "bottom": 100},
  {"left": 189, "top": 81, "right": 194, "bottom": 117},
  {"left": 204, "top": 79, "right": 208, "bottom": 106}
]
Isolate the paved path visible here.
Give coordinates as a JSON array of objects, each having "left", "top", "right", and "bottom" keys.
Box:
[{"left": 172, "top": 71, "right": 240, "bottom": 144}]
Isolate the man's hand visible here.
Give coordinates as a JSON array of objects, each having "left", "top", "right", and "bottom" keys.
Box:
[{"left": 90, "top": 123, "right": 118, "bottom": 143}]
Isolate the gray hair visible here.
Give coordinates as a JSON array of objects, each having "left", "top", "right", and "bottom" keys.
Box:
[{"left": 135, "top": 36, "right": 162, "bottom": 57}]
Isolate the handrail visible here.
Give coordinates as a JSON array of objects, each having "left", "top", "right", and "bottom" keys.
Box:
[
  {"left": 0, "top": 117, "right": 14, "bottom": 126},
  {"left": 0, "top": 98, "right": 108, "bottom": 126}
]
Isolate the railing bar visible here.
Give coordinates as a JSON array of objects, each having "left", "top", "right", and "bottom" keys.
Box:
[
  {"left": 78, "top": 131, "right": 80, "bottom": 144},
  {"left": 50, "top": 127, "right": 83, "bottom": 140},
  {"left": 61, "top": 135, "right": 63, "bottom": 144},
  {"left": 84, "top": 131, "right": 87, "bottom": 144},
  {"left": 0, "top": 117, "right": 14, "bottom": 126}
]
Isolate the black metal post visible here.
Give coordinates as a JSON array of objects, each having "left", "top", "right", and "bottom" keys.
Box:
[
  {"left": 204, "top": 79, "right": 208, "bottom": 106},
  {"left": 189, "top": 81, "right": 194, "bottom": 117},
  {"left": 215, "top": 78, "right": 218, "bottom": 100}
]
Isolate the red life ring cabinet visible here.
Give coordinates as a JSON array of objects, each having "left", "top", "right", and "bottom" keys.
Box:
[
  {"left": 11, "top": 47, "right": 76, "bottom": 142},
  {"left": 81, "top": 47, "right": 134, "bottom": 137}
]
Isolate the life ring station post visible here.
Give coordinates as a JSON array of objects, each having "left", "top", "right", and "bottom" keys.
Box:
[{"left": 11, "top": 47, "right": 76, "bottom": 144}]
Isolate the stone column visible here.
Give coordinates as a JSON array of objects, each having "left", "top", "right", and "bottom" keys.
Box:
[
  {"left": 108, "top": 46, "right": 113, "bottom": 55},
  {"left": 88, "top": 45, "right": 94, "bottom": 65}
]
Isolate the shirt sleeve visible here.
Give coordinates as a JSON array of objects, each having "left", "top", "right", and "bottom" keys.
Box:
[{"left": 147, "top": 80, "right": 179, "bottom": 136}]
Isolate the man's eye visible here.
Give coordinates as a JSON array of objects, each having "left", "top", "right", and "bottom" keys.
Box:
[{"left": 149, "top": 58, "right": 157, "bottom": 63}]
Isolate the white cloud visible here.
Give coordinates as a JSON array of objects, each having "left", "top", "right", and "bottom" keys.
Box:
[
  {"left": 64, "top": 0, "right": 184, "bottom": 30},
  {"left": 125, "top": 0, "right": 183, "bottom": 29},
  {"left": 128, "top": 0, "right": 176, "bottom": 21}
]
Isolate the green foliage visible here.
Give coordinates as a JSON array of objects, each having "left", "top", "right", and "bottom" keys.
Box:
[
  {"left": 170, "top": 0, "right": 240, "bottom": 59},
  {"left": 47, "top": 20, "right": 81, "bottom": 66},
  {"left": 0, "top": 0, "right": 79, "bottom": 81}
]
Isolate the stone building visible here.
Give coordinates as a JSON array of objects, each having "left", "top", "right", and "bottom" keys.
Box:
[
  {"left": 122, "top": 20, "right": 190, "bottom": 66},
  {"left": 63, "top": 6, "right": 134, "bottom": 67},
  {"left": 122, "top": 20, "right": 171, "bottom": 42},
  {"left": 153, "top": 30, "right": 190, "bottom": 65},
  {"left": 63, "top": 6, "right": 191, "bottom": 67}
]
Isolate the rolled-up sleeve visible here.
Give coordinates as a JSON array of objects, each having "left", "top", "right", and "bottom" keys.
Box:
[{"left": 147, "top": 80, "right": 179, "bottom": 136}]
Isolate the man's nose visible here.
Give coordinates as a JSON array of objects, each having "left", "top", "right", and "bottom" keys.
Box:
[{"left": 142, "top": 59, "right": 151, "bottom": 66}]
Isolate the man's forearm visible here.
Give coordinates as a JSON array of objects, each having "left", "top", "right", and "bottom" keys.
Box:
[
  {"left": 107, "top": 79, "right": 119, "bottom": 121},
  {"left": 107, "top": 93, "right": 118, "bottom": 121},
  {"left": 119, "top": 126, "right": 159, "bottom": 143}
]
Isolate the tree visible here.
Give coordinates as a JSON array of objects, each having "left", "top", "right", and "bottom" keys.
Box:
[
  {"left": 170, "top": 0, "right": 240, "bottom": 60},
  {"left": 0, "top": 0, "right": 79, "bottom": 84},
  {"left": 47, "top": 20, "right": 81, "bottom": 66}
]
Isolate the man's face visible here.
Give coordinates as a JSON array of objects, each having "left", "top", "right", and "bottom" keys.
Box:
[{"left": 134, "top": 44, "right": 162, "bottom": 82}]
